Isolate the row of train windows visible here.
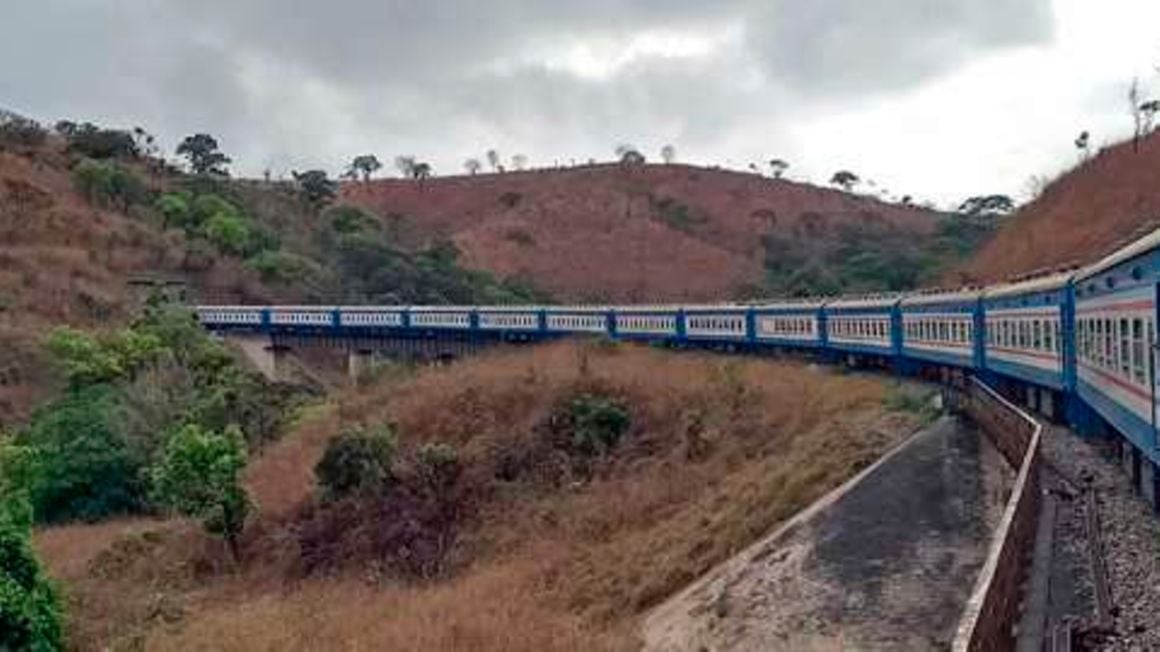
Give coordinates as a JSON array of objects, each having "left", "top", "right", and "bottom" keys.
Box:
[
  {"left": 272, "top": 312, "right": 330, "bottom": 324},
  {"left": 759, "top": 316, "right": 815, "bottom": 336},
  {"left": 412, "top": 314, "right": 470, "bottom": 326},
  {"left": 904, "top": 318, "right": 972, "bottom": 345},
  {"left": 200, "top": 312, "right": 259, "bottom": 323},
  {"left": 1077, "top": 315, "right": 1155, "bottom": 388},
  {"left": 481, "top": 314, "right": 538, "bottom": 327},
  {"left": 618, "top": 316, "right": 675, "bottom": 331},
  {"left": 687, "top": 316, "right": 746, "bottom": 333},
  {"left": 830, "top": 318, "right": 890, "bottom": 340},
  {"left": 549, "top": 315, "right": 606, "bottom": 329},
  {"left": 342, "top": 313, "right": 401, "bottom": 325},
  {"left": 987, "top": 318, "right": 1061, "bottom": 355}
]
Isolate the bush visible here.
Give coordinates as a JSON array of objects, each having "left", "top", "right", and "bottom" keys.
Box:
[
  {"left": 20, "top": 386, "right": 146, "bottom": 522},
  {"left": 154, "top": 191, "right": 192, "bottom": 229},
  {"left": 189, "top": 193, "right": 239, "bottom": 228},
  {"left": 0, "top": 493, "right": 64, "bottom": 651},
  {"left": 417, "top": 442, "right": 460, "bottom": 496},
  {"left": 201, "top": 211, "right": 251, "bottom": 255},
  {"left": 326, "top": 205, "right": 377, "bottom": 235},
  {"left": 45, "top": 327, "right": 162, "bottom": 389},
  {"left": 57, "top": 121, "right": 138, "bottom": 159},
  {"left": 0, "top": 115, "right": 48, "bottom": 151},
  {"left": 246, "top": 250, "right": 321, "bottom": 285},
  {"left": 315, "top": 425, "right": 398, "bottom": 500},
  {"left": 72, "top": 159, "right": 147, "bottom": 210},
  {"left": 567, "top": 394, "right": 631, "bottom": 455},
  {"left": 151, "top": 424, "right": 250, "bottom": 560}
]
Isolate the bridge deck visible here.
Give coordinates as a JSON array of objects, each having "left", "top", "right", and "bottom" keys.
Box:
[{"left": 643, "top": 415, "right": 1013, "bottom": 651}]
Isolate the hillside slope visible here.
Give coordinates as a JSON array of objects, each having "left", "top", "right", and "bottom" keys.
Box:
[
  {"left": 0, "top": 146, "right": 273, "bottom": 423},
  {"left": 954, "top": 131, "right": 1160, "bottom": 283},
  {"left": 344, "top": 164, "right": 943, "bottom": 302}
]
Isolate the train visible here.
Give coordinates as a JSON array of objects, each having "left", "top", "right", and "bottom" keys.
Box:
[{"left": 195, "top": 226, "right": 1160, "bottom": 505}]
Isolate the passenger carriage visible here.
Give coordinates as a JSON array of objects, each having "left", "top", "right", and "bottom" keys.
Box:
[
  {"left": 405, "top": 306, "right": 472, "bottom": 331},
  {"left": 194, "top": 305, "right": 264, "bottom": 331},
  {"left": 823, "top": 294, "right": 902, "bottom": 360},
  {"left": 1073, "top": 233, "right": 1160, "bottom": 458},
  {"left": 543, "top": 306, "right": 611, "bottom": 335},
  {"left": 475, "top": 306, "right": 543, "bottom": 340},
  {"left": 681, "top": 305, "right": 750, "bottom": 344},
  {"left": 266, "top": 305, "right": 338, "bottom": 333},
  {"left": 900, "top": 289, "right": 983, "bottom": 369},
  {"left": 611, "top": 306, "right": 680, "bottom": 341},
  {"left": 981, "top": 272, "right": 1073, "bottom": 396},
  {"left": 750, "top": 300, "right": 826, "bottom": 348}
]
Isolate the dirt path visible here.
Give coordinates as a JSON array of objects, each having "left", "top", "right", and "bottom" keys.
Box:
[{"left": 642, "top": 415, "right": 1013, "bottom": 651}]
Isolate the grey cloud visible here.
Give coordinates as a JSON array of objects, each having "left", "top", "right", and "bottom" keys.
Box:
[{"left": 0, "top": 0, "right": 1053, "bottom": 177}]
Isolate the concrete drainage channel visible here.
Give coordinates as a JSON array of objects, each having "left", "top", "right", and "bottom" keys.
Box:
[{"left": 947, "top": 377, "right": 1043, "bottom": 652}]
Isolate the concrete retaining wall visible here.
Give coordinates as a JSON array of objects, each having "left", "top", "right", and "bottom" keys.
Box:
[{"left": 952, "top": 378, "right": 1043, "bottom": 652}]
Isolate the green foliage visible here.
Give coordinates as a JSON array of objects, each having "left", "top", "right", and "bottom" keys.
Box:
[
  {"left": 19, "top": 386, "right": 146, "bottom": 522},
  {"left": 45, "top": 327, "right": 162, "bottom": 388},
  {"left": 346, "top": 154, "right": 382, "bottom": 182},
  {"left": 325, "top": 205, "right": 377, "bottom": 235},
  {"left": 246, "top": 250, "right": 322, "bottom": 285},
  {"left": 154, "top": 191, "right": 192, "bottom": 229},
  {"left": 567, "top": 394, "right": 631, "bottom": 455},
  {"left": 176, "top": 133, "right": 230, "bottom": 176},
  {"left": 201, "top": 211, "right": 251, "bottom": 255},
  {"left": 56, "top": 121, "right": 138, "bottom": 159},
  {"left": 293, "top": 169, "right": 337, "bottom": 206},
  {"left": 151, "top": 424, "right": 250, "bottom": 558},
  {"left": 0, "top": 493, "right": 64, "bottom": 652},
  {"left": 314, "top": 425, "right": 398, "bottom": 500},
  {"left": 14, "top": 303, "right": 300, "bottom": 526},
  {"left": 72, "top": 159, "right": 148, "bottom": 210},
  {"left": 416, "top": 442, "right": 460, "bottom": 493},
  {"left": 884, "top": 388, "right": 940, "bottom": 423}
]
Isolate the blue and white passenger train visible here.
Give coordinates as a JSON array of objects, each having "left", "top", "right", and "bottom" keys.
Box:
[{"left": 196, "top": 227, "right": 1160, "bottom": 504}]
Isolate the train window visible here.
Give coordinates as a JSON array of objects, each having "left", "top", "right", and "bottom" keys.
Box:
[
  {"left": 1033, "top": 321, "right": 1042, "bottom": 350},
  {"left": 1133, "top": 318, "right": 1146, "bottom": 385},
  {"left": 1120, "top": 319, "right": 1132, "bottom": 379},
  {"left": 1132, "top": 267, "right": 1144, "bottom": 281}
]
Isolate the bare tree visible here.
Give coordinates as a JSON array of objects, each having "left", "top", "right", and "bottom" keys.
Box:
[
  {"left": 660, "top": 144, "right": 676, "bottom": 164},
  {"left": 395, "top": 155, "right": 417, "bottom": 178},
  {"left": 464, "top": 158, "right": 482, "bottom": 175},
  {"left": 511, "top": 154, "right": 528, "bottom": 171},
  {"left": 1130, "top": 78, "right": 1146, "bottom": 153},
  {"left": 768, "top": 158, "right": 789, "bottom": 179},
  {"left": 486, "top": 149, "right": 500, "bottom": 171}
]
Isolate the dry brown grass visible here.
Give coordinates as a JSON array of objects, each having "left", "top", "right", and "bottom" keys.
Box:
[{"left": 36, "top": 341, "right": 923, "bottom": 650}]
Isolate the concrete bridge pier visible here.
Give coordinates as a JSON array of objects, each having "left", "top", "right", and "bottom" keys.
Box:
[
  {"left": 347, "top": 347, "right": 374, "bottom": 386},
  {"left": 224, "top": 333, "right": 292, "bottom": 383}
]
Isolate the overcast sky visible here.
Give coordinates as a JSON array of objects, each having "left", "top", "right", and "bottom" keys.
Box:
[{"left": 3, "top": 0, "right": 1159, "bottom": 207}]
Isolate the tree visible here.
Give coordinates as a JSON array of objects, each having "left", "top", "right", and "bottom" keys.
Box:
[
  {"left": 0, "top": 492, "right": 64, "bottom": 652},
  {"left": 151, "top": 423, "right": 250, "bottom": 561},
  {"left": 830, "top": 170, "right": 859, "bottom": 191},
  {"left": 292, "top": 169, "right": 338, "bottom": 206},
  {"left": 395, "top": 155, "right": 417, "bottom": 178},
  {"left": 769, "top": 158, "right": 789, "bottom": 179},
  {"left": 1074, "top": 130, "right": 1090, "bottom": 159},
  {"left": 202, "top": 212, "right": 251, "bottom": 255},
  {"left": 412, "top": 162, "right": 432, "bottom": 181},
  {"left": 660, "top": 144, "right": 676, "bottom": 164},
  {"left": 486, "top": 149, "right": 500, "bottom": 172},
  {"left": 511, "top": 154, "right": 528, "bottom": 171},
  {"left": 347, "top": 154, "right": 382, "bottom": 182},
  {"left": 1142, "top": 100, "right": 1160, "bottom": 135},
  {"left": 958, "top": 194, "right": 1015, "bottom": 217},
  {"left": 464, "top": 158, "right": 482, "bottom": 175},
  {"left": 176, "top": 133, "right": 231, "bottom": 176}
]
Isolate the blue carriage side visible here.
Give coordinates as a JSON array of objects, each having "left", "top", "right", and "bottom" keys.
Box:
[
  {"left": 899, "top": 289, "right": 982, "bottom": 370},
  {"left": 822, "top": 294, "right": 902, "bottom": 361},
  {"left": 1072, "top": 233, "right": 1160, "bottom": 461},
  {"left": 981, "top": 272, "right": 1073, "bottom": 393},
  {"left": 750, "top": 300, "right": 826, "bottom": 349}
]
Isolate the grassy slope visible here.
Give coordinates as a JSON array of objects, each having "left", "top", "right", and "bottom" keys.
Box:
[
  {"left": 953, "top": 130, "right": 1160, "bottom": 284},
  {"left": 36, "top": 342, "right": 926, "bottom": 651},
  {"left": 343, "top": 164, "right": 943, "bottom": 302}
]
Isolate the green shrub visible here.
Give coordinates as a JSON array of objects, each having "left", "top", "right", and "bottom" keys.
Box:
[
  {"left": 201, "top": 211, "right": 251, "bottom": 255},
  {"left": 151, "top": 424, "right": 250, "bottom": 560},
  {"left": 0, "top": 493, "right": 64, "bottom": 651},
  {"left": 417, "top": 442, "right": 460, "bottom": 496},
  {"left": 190, "top": 193, "right": 239, "bottom": 227},
  {"left": 57, "top": 121, "right": 138, "bottom": 159},
  {"left": 20, "top": 385, "right": 146, "bottom": 523},
  {"left": 72, "top": 159, "right": 147, "bottom": 210},
  {"left": 45, "top": 327, "right": 162, "bottom": 389},
  {"left": 246, "top": 250, "right": 320, "bottom": 285},
  {"left": 326, "top": 205, "right": 377, "bottom": 235},
  {"left": 314, "top": 425, "right": 397, "bottom": 500},
  {"left": 568, "top": 394, "right": 631, "bottom": 455},
  {"left": 154, "top": 191, "right": 193, "bottom": 229}
]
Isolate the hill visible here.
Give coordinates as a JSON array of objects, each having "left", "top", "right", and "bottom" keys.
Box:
[
  {"left": 953, "top": 130, "right": 1160, "bottom": 284},
  {"left": 34, "top": 341, "right": 930, "bottom": 650},
  {"left": 343, "top": 164, "right": 950, "bottom": 302}
]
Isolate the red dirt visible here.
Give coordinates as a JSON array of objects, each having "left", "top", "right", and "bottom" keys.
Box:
[
  {"left": 954, "top": 131, "right": 1160, "bottom": 284},
  {"left": 343, "top": 164, "right": 939, "bottom": 302}
]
